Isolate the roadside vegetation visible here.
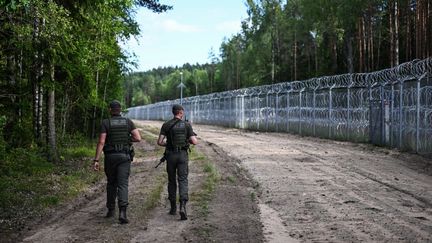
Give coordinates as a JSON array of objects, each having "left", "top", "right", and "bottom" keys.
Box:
[
  {"left": 0, "top": 135, "right": 102, "bottom": 236},
  {"left": 190, "top": 148, "right": 221, "bottom": 217}
]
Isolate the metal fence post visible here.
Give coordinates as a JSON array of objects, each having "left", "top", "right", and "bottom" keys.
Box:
[
  {"left": 390, "top": 83, "right": 395, "bottom": 147},
  {"left": 286, "top": 90, "right": 290, "bottom": 132},
  {"left": 299, "top": 88, "right": 304, "bottom": 135},
  {"left": 266, "top": 91, "right": 269, "bottom": 131},
  {"left": 256, "top": 92, "right": 261, "bottom": 130},
  {"left": 399, "top": 80, "right": 404, "bottom": 149},
  {"left": 416, "top": 77, "right": 421, "bottom": 152},
  {"left": 313, "top": 87, "right": 317, "bottom": 136},
  {"left": 369, "top": 84, "right": 373, "bottom": 143},
  {"left": 276, "top": 90, "right": 280, "bottom": 132},
  {"left": 329, "top": 84, "right": 335, "bottom": 138},
  {"left": 240, "top": 95, "right": 245, "bottom": 129},
  {"left": 380, "top": 84, "right": 385, "bottom": 145},
  {"left": 347, "top": 84, "right": 351, "bottom": 140}
]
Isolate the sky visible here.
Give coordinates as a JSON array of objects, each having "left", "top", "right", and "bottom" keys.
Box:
[{"left": 121, "top": 0, "right": 248, "bottom": 72}]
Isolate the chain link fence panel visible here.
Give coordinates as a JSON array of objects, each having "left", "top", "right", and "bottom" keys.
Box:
[{"left": 127, "top": 58, "right": 432, "bottom": 154}]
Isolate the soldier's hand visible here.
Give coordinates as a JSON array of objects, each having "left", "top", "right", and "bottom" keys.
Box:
[{"left": 93, "top": 161, "right": 100, "bottom": 171}]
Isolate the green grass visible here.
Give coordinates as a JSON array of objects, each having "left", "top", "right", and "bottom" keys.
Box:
[
  {"left": 143, "top": 174, "right": 166, "bottom": 210},
  {"left": 0, "top": 140, "right": 104, "bottom": 234},
  {"left": 250, "top": 191, "right": 256, "bottom": 200},
  {"left": 62, "top": 146, "right": 94, "bottom": 159},
  {"left": 190, "top": 149, "right": 221, "bottom": 217},
  {"left": 227, "top": 175, "right": 236, "bottom": 184},
  {"left": 140, "top": 125, "right": 160, "bottom": 135}
]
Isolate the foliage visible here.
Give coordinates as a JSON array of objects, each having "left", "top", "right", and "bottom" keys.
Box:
[
  {"left": 124, "top": 63, "right": 221, "bottom": 106},
  {"left": 0, "top": 0, "right": 172, "bottom": 155},
  {"left": 0, "top": 140, "right": 103, "bottom": 235}
]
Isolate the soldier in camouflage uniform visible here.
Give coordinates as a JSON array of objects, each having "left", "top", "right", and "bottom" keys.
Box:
[
  {"left": 93, "top": 100, "right": 141, "bottom": 224},
  {"left": 157, "top": 104, "right": 198, "bottom": 220}
]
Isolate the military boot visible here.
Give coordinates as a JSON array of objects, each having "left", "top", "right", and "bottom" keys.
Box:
[
  {"left": 105, "top": 208, "right": 115, "bottom": 218},
  {"left": 119, "top": 207, "right": 129, "bottom": 224},
  {"left": 179, "top": 200, "right": 187, "bottom": 220},
  {"left": 169, "top": 200, "right": 176, "bottom": 215}
]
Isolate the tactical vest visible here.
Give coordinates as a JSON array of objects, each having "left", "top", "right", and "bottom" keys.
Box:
[
  {"left": 105, "top": 116, "right": 130, "bottom": 152},
  {"left": 168, "top": 120, "right": 187, "bottom": 149}
]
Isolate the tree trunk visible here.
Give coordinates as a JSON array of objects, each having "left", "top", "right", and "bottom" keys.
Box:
[
  {"left": 32, "top": 6, "right": 43, "bottom": 144},
  {"left": 271, "top": 42, "right": 275, "bottom": 83},
  {"left": 390, "top": 0, "right": 395, "bottom": 67},
  {"left": 236, "top": 51, "right": 241, "bottom": 89},
  {"left": 395, "top": 0, "right": 400, "bottom": 66},
  {"left": 376, "top": 15, "right": 382, "bottom": 70},
  {"left": 406, "top": 0, "right": 412, "bottom": 61},
  {"left": 91, "top": 69, "right": 99, "bottom": 139},
  {"left": 293, "top": 29, "right": 297, "bottom": 80},
  {"left": 61, "top": 93, "right": 69, "bottom": 138},
  {"left": 346, "top": 34, "right": 354, "bottom": 73},
  {"left": 47, "top": 62, "right": 57, "bottom": 162},
  {"left": 424, "top": 0, "right": 431, "bottom": 58},
  {"left": 362, "top": 17, "right": 367, "bottom": 71},
  {"left": 415, "top": 0, "right": 422, "bottom": 58},
  {"left": 100, "top": 68, "right": 110, "bottom": 121},
  {"left": 425, "top": 1, "right": 432, "bottom": 57},
  {"left": 331, "top": 36, "right": 338, "bottom": 73},
  {"left": 369, "top": 13, "right": 374, "bottom": 70},
  {"left": 358, "top": 18, "right": 364, "bottom": 72}
]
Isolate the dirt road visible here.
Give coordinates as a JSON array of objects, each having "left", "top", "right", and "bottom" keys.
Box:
[
  {"left": 18, "top": 121, "right": 432, "bottom": 242},
  {"left": 189, "top": 123, "right": 432, "bottom": 242},
  {"left": 19, "top": 122, "right": 262, "bottom": 243}
]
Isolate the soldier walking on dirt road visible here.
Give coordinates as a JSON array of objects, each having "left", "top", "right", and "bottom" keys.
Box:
[
  {"left": 157, "top": 104, "right": 198, "bottom": 220},
  {"left": 93, "top": 100, "right": 141, "bottom": 224}
]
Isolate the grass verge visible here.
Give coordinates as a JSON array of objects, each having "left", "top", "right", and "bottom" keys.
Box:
[
  {"left": 0, "top": 139, "right": 103, "bottom": 235},
  {"left": 190, "top": 148, "right": 220, "bottom": 217}
]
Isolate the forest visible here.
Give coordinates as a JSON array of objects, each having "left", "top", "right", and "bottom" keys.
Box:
[
  {"left": 0, "top": 0, "right": 171, "bottom": 161},
  {"left": 125, "top": 0, "right": 431, "bottom": 108}
]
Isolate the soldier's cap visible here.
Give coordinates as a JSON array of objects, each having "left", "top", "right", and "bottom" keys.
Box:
[
  {"left": 172, "top": 104, "right": 184, "bottom": 112},
  {"left": 109, "top": 100, "right": 122, "bottom": 109}
]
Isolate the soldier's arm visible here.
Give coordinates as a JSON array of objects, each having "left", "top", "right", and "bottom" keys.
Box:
[
  {"left": 187, "top": 124, "right": 198, "bottom": 145},
  {"left": 189, "top": 135, "right": 198, "bottom": 145},
  {"left": 157, "top": 124, "right": 167, "bottom": 147},
  {"left": 93, "top": 133, "right": 106, "bottom": 171},
  {"left": 130, "top": 129, "right": 141, "bottom": 142},
  {"left": 157, "top": 134, "right": 167, "bottom": 147}
]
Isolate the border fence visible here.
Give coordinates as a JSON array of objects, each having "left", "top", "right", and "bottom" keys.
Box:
[{"left": 127, "top": 58, "right": 432, "bottom": 154}]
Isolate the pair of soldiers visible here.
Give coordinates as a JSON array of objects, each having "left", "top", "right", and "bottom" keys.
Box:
[{"left": 93, "top": 101, "right": 197, "bottom": 224}]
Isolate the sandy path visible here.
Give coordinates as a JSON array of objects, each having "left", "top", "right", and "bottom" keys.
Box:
[
  {"left": 198, "top": 125, "right": 432, "bottom": 242},
  {"left": 142, "top": 120, "right": 432, "bottom": 242}
]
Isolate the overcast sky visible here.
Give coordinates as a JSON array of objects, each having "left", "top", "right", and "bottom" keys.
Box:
[{"left": 121, "top": 0, "right": 248, "bottom": 72}]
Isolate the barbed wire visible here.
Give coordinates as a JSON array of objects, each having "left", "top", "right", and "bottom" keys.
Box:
[{"left": 127, "top": 58, "right": 432, "bottom": 154}]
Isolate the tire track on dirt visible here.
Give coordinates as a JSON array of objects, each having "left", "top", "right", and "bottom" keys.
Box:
[{"left": 189, "top": 124, "right": 432, "bottom": 242}]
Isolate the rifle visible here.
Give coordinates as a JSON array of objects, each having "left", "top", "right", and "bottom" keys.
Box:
[
  {"left": 154, "top": 119, "right": 181, "bottom": 168},
  {"left": 155, "top": 152, "right": 166, "bottom": 168}
]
